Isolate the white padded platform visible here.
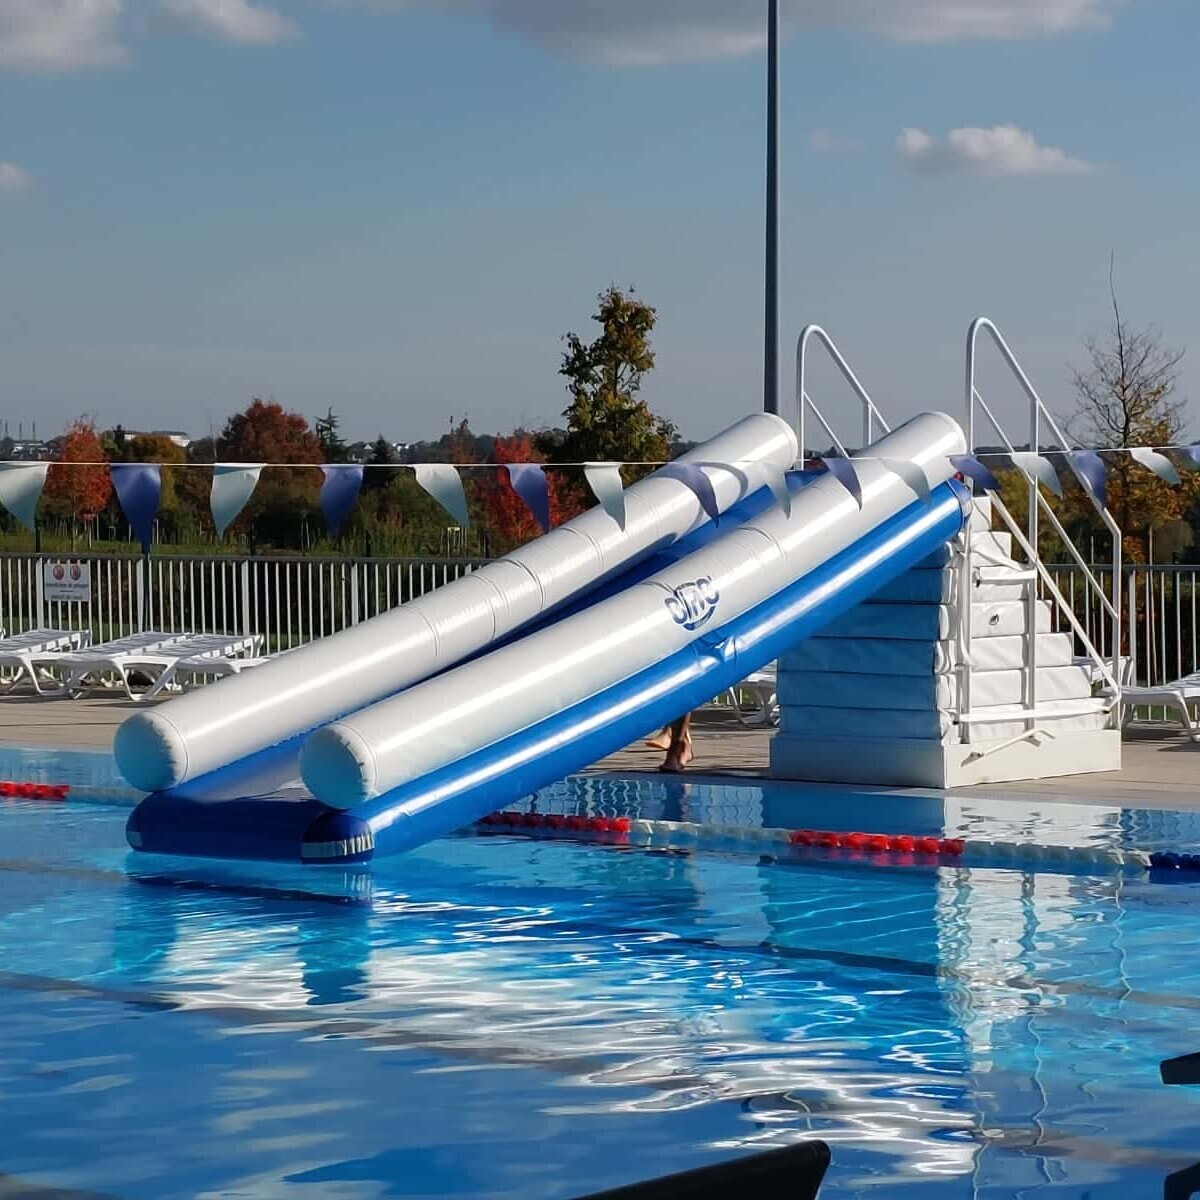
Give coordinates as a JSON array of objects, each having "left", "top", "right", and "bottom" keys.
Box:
[
  {"left": 783, "top": 632, "right": 1076, "bottom": 677},
  {"left": 818, "top": 599, "right": 1052, "bottom": 642},
  {"left": 779, "top": 697, "right": 1111, "bottom": 743},
  {"left": 777, "top": 664, "right": 1095, "bottom": 712}
]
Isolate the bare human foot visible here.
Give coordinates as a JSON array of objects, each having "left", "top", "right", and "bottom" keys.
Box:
[
  {"left": 645, "top": 730, "right": 673, "bottom": 751},
  {"left": 660, "top": 737, "right": 694, "bottom": 774}
]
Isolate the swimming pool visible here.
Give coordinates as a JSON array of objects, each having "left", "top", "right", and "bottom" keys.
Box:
[{"left": 2, "top": 751, "right": 1200, "bottom": 1197}]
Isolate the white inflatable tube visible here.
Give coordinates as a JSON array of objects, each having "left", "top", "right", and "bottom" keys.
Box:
[
  {"left": 116, "top": 413, "right": 798, "bottom": 793},
  {"left": 301, "top": 412, "right": 967, "bottom": 808}
]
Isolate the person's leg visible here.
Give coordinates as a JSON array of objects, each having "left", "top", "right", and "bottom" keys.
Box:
[
  {"left": 645, "top": 725, "right": 673, "bottom": 751},
  {"left": 660, "top": 712, "right": 694, "bottom": 773}
]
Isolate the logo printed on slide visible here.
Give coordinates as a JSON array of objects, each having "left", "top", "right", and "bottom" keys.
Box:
[{"left": 664, "top": 577, "right": 720, "bottom": 632}]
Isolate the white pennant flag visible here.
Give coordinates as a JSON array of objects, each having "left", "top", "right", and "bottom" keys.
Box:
[
  {"left": 211, "top": 464, "right": 265, "bottom": 538},
  {"left": 0, "top": 462, "right": 49, "bottom": 531},
  {"left": 1010, "top": 452, "right": 1063, "bottom": 497},
  {"left": 583, "top": 463, "right": 626, "bottom": 529},
  {"left": 756, "top": 461, "right": 792, "bottom": 518},
  {"left": 1129, "top": 447, "right": 1181, "bottom": 486},
  {"left": 880, "top": 458, "right": 932, "bottom": 504},
  {"left": 414, "top": 464, "right": 470, "bottom": 529}
]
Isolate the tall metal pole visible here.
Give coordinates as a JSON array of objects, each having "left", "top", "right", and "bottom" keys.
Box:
[{"left": 764, "top": 0, "right": 780, "bottom": 415}]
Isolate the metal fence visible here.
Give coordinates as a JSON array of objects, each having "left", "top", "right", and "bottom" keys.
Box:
[
  {"left": 0, "top": 553, "right": 486, "bottom": 654},
  {"left": 1047, "top": 564, "right": 1200, "bottom": 689},
  {"left": 3, "top": 551, "right": 1199, "bottom": 688}
]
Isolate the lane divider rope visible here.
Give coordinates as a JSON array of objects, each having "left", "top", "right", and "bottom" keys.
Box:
[
  {"left": 0, "top": 781, "right": 70, "bottom": 801},
  {"left": 476, "top": 811, "right": 1154, "bottom": 873}
]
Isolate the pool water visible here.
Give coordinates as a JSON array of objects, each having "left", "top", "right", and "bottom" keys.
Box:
[{"left": 2, "top": 774, "right": 1200, "bottom": 1197}]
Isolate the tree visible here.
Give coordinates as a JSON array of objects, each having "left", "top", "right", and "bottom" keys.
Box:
[
  {"left": 218, "top": 399, "right": 324, "bottom": 464},
  {"left": 315, "top": 407, "right": 349, "bottom": 463},
  {"left": 43, "top": 419, "right": 112, "bottom": 547},
  {"left": 363, "top": 436, "right": 396, "bottom": 493},
  {"left": 539, "top": 286, "right": 677, "bottom": 477},
  {"left": 1066, "top": 264, "right": 1197, "bottom": 562}
]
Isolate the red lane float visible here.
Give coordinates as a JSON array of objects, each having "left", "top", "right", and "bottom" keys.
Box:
[
  {"left": 477, "top": 812, "right": 965, "bottom": 861},
  {"left": 0, "top": 781, "right": 70, "bottom": 801}
]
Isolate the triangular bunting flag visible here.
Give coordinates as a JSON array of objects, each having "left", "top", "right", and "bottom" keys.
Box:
[
  {"left": 0, "top": 462, "right": 49, "bottom": 532},
  {"left": 505, "top": 463, "right": 551, "bottom": 534},
  {"left": 211, "top": 464, "right": 264, "bottom": 538},
  {"left": 948, "top": 454, "right": 1001, "bottom": 493},
  {"left": 320, "top": 465, "right": 364, "bottom": 536},
  {"left": 821, "top": 456, "right": 863, "bottom": 509},
  {"left": 1068, "top": 448, "right": 1108, "bottom": 509},
  {"left": 660, "top": 462, "right": 721, "bottom": 524},
  {"left": 1130, "top": 447, "right": 1181, "bottom": 486},
  {"left": 1010, "top": 452, "right": 1063, "bottom": 497},
  {"left": 583, "top": 463, "right": 626, "bottom": 529},
  {"left": 880, "top": 458, "right": 931, "bottom": 504},
  {"left": 759, "top": 462, "right": 793, "bottom": 518},
  {"left": 413, "top": 464, "right": 470, "bottom": 530},
  {"left": 110, "top": 463, "right": 162, "bottom": 553}
]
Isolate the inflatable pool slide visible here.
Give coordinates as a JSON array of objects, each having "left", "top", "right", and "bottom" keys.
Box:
[{"left": 120, "top": 410, "right": 969, "bottom": 864}]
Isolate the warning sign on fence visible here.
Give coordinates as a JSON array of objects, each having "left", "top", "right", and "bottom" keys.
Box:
[{"left": 43, "top": 561, "right": 92, "bottom": 604}]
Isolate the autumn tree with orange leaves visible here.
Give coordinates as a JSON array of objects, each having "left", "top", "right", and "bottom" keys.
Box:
[{"left": 43, "top": 419, "right": 112, "bottom": 547}]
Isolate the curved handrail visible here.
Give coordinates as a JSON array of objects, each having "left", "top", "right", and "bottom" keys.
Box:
[
  {"left": 963, "top": 317, "right": 1123, "bottom": 734},
  {"left": 796, "top": 325, "right": 890, "bottom": 460}
]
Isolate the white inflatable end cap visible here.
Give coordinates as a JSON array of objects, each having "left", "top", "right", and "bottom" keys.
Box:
[
  {"left": 301, "top": 723, "right": 379, "bottom": 811},
  {"left": 114, "top": 711, "right": 189, "bottom": 793}
]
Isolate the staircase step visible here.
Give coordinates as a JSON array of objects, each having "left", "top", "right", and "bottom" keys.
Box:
[
  {"left": 777, "top": 664, "right": 1095, "bottom": 712},
  {"left": 778, "top": 696, "right": 1111, "bottom": 744},
  {"left": 783, "top": 631, "right": 1077, "bottom": 677},
  {"left": 818, "top": 599, "right": 1052, "bottom": 641}
]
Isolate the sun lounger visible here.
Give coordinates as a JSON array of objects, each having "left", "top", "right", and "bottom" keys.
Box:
[
  {"left": 60, "top": 633, "right": 265, "bottom": 701},
  {"left": 154, "top": 644, "right": 273, "bottom": 695},
  {"left": 27, "top": 631, "right": 191, "bottom": 697},
  {"left": 0, "top": 629, "right": 92, "bottom": 693},
  {"left": 1120, "top": 681, "right": 1200, "bottom": 741},
  {"left": 726, "top": 662, "right": 779, "bottom": 726}
]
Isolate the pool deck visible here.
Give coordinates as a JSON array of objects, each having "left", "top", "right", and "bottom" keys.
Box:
[{"left": 2, "top": 696, "right": 1197, "bottom": 812}]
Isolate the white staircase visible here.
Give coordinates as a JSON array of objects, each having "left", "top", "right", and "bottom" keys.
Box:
[
  {"left": 770, "top": 319, "right": 1123, "bottom": 790},
  {"left": 769, "top": 494, "right": 1120, "bottom": 787}
]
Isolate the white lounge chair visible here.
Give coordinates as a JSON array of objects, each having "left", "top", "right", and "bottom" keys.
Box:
[
  {"left": 726, "top": 663, "right": 779, "bottom": 727},
  {"left": 62, "top": 632, "right": 265, "bottom": 701},
  {"left": 171, "top": 652, "right": 272, "bottom": 691},
  {"left": 0, "top": 629, "right": 92, "bottom": 693},
  {"left": 1121, "top": 679, "right": 1200, "bottom": 742},
  {"left": 27, "top": 631, "right": 191, "bottom": 697}
]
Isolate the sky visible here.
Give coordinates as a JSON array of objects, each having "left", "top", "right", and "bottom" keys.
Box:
[{"left": 2, "top": 0, "right": 1198, "bottom": 449}]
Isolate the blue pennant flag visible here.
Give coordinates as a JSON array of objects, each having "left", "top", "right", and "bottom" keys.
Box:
[
  {"left": 660, "top": 462, "right": 721, "bottom": 524},
  {"left": 110, "top": 463, "right": 161, "bottom": 554},
  {"left": 948, "top": 454, "right": 1001, "bottom": 493},
  {"left": 1068, "top": 449, "right": 1108, "bottom": 509},
  {"left": 505, "top": 463, "right": 551, "bottom": 533},
  {"left": 821, "top": 456, "right": 863, "bottom": 508},
  {"left": 320, "top": 465, "right": 364, "bottom": 536}
]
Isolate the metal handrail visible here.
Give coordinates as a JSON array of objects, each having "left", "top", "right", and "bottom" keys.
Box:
[
  {"left": 963, "top": 318, "right": 1123, "bottom": 736},
  {"left": 796, "top": 325, "right": 890, "bottom": 459}
]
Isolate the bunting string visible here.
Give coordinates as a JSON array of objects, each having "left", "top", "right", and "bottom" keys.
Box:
[{"left": 3, "top": 442, "right": 1200, "bottom": 538}]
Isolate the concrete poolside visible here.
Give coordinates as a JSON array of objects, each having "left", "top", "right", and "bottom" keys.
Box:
[{"left": 1, "top": 695, "right": 1197, "bottom": 812}]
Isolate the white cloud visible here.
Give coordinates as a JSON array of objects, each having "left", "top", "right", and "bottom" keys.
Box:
[
  {"left": 158, "top": 0, "right": 297, "bottom": 44},
  {"left": 350, "top": 1, "right": 1124, "bottom": 64},
  {"left": 0, "top": 162, "right": 34, "bottom": 192},
  {"left": 896, "top": 124, "right": 1093, "bottom": 176},
  {"left": 0, "top": 0, "right": 126, "bottom": 70},
  {"left": 0, "top": 0, "right": 1125, "bottom": 71}
]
